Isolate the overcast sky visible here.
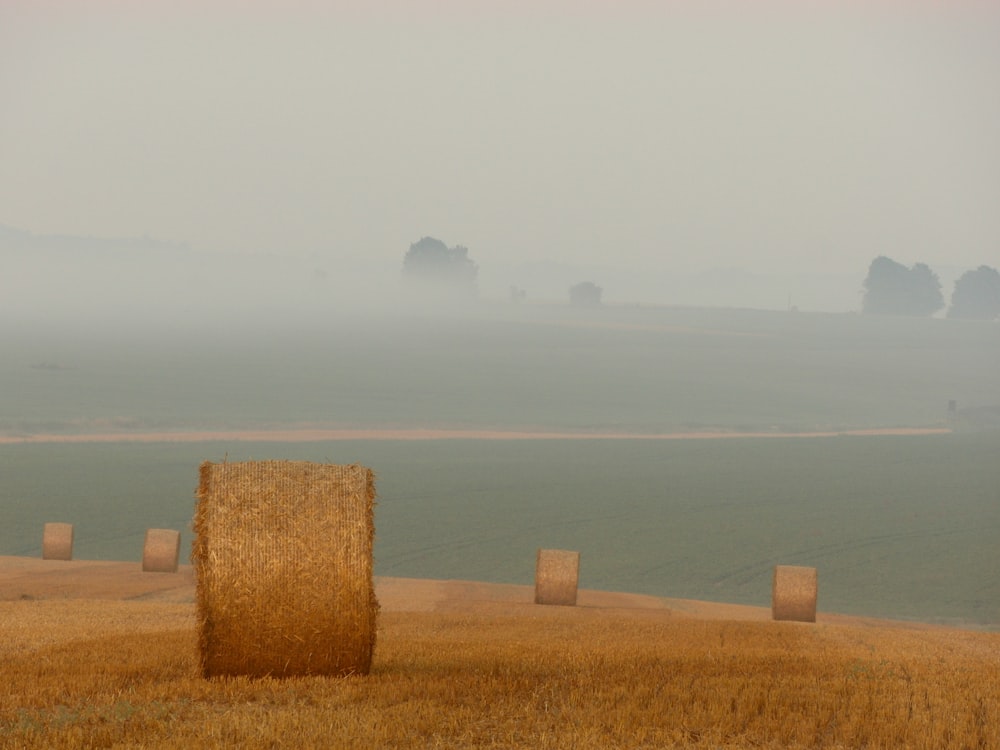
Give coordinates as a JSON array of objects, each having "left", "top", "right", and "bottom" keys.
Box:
[{"left": 2, "top": 0, "right": 998, "bottom": 278}]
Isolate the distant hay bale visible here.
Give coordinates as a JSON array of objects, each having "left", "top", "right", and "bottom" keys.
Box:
[
  {"left": 534, "top": 548, "right": 580, "bottom": 606},
  {"left": 193, "top": 460, "right": 378, "bottom": 678},
  {"left": 772, "top": 565, "right": 818, "bottom": 623},
  {"left": 42, "top": 522, "right": 74, "bottom": 560},
  {"left": 142, "top": 528, "right": 181, "bottom": 573}
]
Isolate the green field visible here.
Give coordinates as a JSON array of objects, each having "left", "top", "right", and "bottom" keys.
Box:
[
  {"left": 2, "top": 433, "right": 997, "bottom": 626},
  {"left": 2, "top": 305, "right": 998, "bottom": 626}
]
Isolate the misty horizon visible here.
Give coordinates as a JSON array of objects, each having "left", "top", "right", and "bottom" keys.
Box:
[
  {"left": 1, "top": 222, "right": 991, "bottom": 320},
  {"left": 2, "top": 1, "right": 999, "bottom": 298}
]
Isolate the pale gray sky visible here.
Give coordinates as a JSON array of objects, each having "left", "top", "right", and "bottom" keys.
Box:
[{"left": 2, "top": 0, "right": 999, "bottom": 277}]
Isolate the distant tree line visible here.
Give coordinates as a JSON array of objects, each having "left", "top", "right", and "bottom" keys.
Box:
[
  {"left": 862, "top": 256, "right": 1000, "bottom": 320},
  {"left": 402, "top": 237, "right": 606, "bottom": 307},
  {"left": 400, "top": 241, "right": 998, "bottom": 317}
]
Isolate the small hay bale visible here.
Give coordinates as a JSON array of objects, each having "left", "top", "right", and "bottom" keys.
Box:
[
  {"left": 42, "top": 522, "right": 74, "bottom": 560},
  {"left": 772, "top": 565, "right": 818, "bottom": 622},
  {"left": 534, "top": 548, "right": 580, "bottom": 606},
  {"left": 142, "top": 528, "right": 181, "bottom": 573},
  {"left": 193, "top": 460, "right": 378, "bottom": 678}
]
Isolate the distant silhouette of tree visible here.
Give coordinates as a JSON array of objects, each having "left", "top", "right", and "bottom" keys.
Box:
[
  {"left": 907, "top": 263, "right": 945, "bottom": 316},
  {"left": 947, "top": 266, "right": 1000, "bottom": 320},
  {"left": 862, "top": 256, "right": 943, "bottom": 316},
  {"left": 569, "top": 281, "right": 602, "bottom": 307},
  {"left": 402, "top": 237, "right": 477, "bottom": 298},
  {"left": 862, "top": 256, "right": 909, "bottom": 314}
]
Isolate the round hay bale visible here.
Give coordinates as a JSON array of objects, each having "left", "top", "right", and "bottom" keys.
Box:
[
  {"left": 534, "top": 548, "right": 580, "bottom": 606},
  {"left": 142, "top": 528, "right": 181, "bottom": 573},
  {"left": 42, "top": 522, "right": 74, "bottom": 561},
  {"left": 193, "top": 460, "right": 378, "bottom": 678},
  {"left": 772, "top": 565, "right": 818, "bottom": 622}
]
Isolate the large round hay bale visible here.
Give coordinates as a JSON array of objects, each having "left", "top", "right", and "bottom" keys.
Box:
[
  {"left": 772, "top": 564, "right": 818, "bottom": 622},
  {"left": 142, "top": 528, "right": 181, "bottom": 573},
  {"left": 534, "top": 548, "right": 580, "bottom": 606},
  {"left": 42, "top": 522, "right": 74, "bottom": 560},
  {"left": 192, "top": 460, "right": 378, "bottom": 678}
]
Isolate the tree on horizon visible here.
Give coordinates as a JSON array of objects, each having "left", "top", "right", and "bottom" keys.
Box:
[
  {"left": 569, "top": 281, "right": 602, "bottom": 307},
  {"left": 401, "top": 237, "right": 478, "bottom": 299},
  {"left": 947, "top": 265, "right": 1000, "bottom": 320},
  {"left": 861, "top": 256, "right": 943, "bottom": 316}
]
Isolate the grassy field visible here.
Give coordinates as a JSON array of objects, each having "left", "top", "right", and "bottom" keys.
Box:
[
  {"left": 2, "top": 599, "right": 998, "bottom": 749},
  {"left": 2, "top": 432, "right": 998, "bottom": 626}
]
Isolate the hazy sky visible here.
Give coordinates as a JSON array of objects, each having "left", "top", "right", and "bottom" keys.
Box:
[{"left": 2, "top": 1, "right": 999, "bottom": 276}]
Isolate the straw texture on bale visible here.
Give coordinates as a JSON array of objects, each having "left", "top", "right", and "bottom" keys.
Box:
[
  {"left": 534, "top": 548, "right": 580, "bottom": 606},
  {"left": 142, "top": 528, "right": 181, "bottom": 573},
  {"left": 193, "top": 460, "right": 378, "bottom": 678},
  {"left": 772, "top": 565, "right": 818, "bottom": 622},
  {"left": 42, "top": 522, "right": 74, "bottom": 561}
]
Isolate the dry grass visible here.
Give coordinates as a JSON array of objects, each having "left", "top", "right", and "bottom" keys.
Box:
[
  {"left": 2, "top": 599, "right": 998, "bottom": 749},
  {"left": 192, "top": 461, "right": 378, "bottom": 678}
]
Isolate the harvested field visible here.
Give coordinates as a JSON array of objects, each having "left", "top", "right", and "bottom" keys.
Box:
[{"left": 1, "top": 558, "right": 998, "bottom": 749}]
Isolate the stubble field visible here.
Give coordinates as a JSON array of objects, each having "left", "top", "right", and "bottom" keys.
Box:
[{"left": 2, "top": 583, "right": 999, "bottom": 749}]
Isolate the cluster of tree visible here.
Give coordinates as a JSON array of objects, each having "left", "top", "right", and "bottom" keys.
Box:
[
  {"left": 401, "top": 238, "right": 606, "bottom": 308},
  {"left": 862, "top": 256, "right": 1000, "bottom": 320},
  {"left": 509, "top": 285, "right": 527, "bottom": 303},
  {"left": 947, "top": 266, "right": 1000, "bottom": 321},
  {"left": 569, "top": 281, "right": 602, "bottom": 307},
  {"left": 401, "top": 237, "right": 477, "bottom": 298},
  {"left": 861, "top": 257, "right": 944, "bottom": 316}
]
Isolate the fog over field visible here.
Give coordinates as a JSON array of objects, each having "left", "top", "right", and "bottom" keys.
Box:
[
  {"left": 2, "top": 2, "right": 999, "bottom": 625},
  {"left": 2, "top": 300, "right": 998, "bottom": 625}
]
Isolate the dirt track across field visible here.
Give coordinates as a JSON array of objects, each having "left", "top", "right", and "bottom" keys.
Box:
[{"left": 0, "top": 426, "right": 952, "bottom": 444}]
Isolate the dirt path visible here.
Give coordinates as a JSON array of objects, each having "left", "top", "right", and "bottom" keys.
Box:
[{"left": 0, "top": 426, "right": 952, "bottom": 444}]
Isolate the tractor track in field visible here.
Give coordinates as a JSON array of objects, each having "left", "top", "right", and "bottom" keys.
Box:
[{"left": 705, "top": 525, "right": 982, "bottom": 588}]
